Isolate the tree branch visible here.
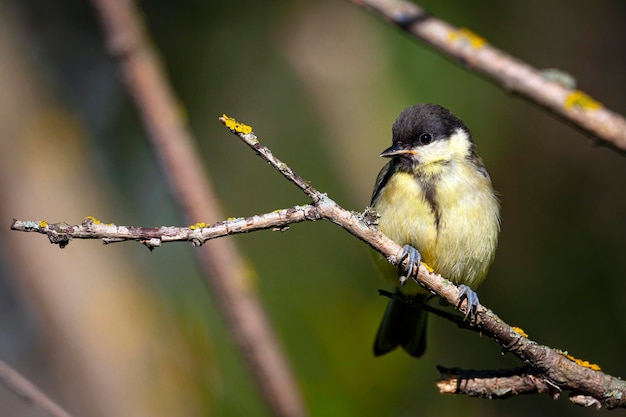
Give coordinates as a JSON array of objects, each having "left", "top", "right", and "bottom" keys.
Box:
[
  {"left": 436, "top": 366, "right": 562, "bottom": 400},
  {"left": 220, "top": 118, "right": 626, "bottom": 409},
  {"left": 0, "top": 359, "right": 74, "bottom": 417},
  {"left": 13, "top": 116, "right": 626, "bottom": 408},
  {"left": 350, "top": 0, "right": 626, "bottom": 155},
  {"left": 10, "top": 207, "right": 322, "bottom": 249},
  {"left": 436, "top": 365, "right": 603, "bottom": 409}
]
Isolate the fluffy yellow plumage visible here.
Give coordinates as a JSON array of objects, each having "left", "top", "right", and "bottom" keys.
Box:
[{"left": 371, "top": 104, "right": 500, "bottom": 357}]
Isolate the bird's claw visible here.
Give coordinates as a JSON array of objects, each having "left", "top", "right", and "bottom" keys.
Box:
[
  {"left": 398, "top": 245, "right": 421, "bottom": 286},
  {"left": 458, "top": 284, "right": 480, "bottom": 321}
]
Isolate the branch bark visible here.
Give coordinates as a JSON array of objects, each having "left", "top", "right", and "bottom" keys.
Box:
[{"left": 350, "top": 0, "right": 626, "bottom": 155}]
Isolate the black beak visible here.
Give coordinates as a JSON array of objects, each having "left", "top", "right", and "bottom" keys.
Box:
[{"left": 380, "top": 143, "right": 416, "bottom": 158}]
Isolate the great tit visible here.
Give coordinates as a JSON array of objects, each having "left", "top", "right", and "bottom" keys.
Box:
[{"left": 371, "top": 103, "right": 500, "bottom": 358}]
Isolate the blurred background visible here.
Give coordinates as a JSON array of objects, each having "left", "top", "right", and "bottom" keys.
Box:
[{"left": 1, "top": 0, "right": 625, "bottom": 416}]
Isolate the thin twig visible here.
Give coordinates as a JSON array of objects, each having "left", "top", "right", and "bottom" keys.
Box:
[
  {"left": 350, "top": 0, "right": 626, "bottom": 155},
  {"left": 10, "top": 207, "right": 321, "bottom": 249},
  {"left": 0, "top": 360, "right": 74, "bottom": 417},
  {"left": 88, "top": 1, "right": 306, "bottom": 416},
  {"left": 436, "top": 365, "right": 600, "bottom": 408},
  {"left": 377, "top": 289, "right": 469, "bottom": 330},
  {"left": 436, "top": 366, "right": 561, "bottom": 401}
]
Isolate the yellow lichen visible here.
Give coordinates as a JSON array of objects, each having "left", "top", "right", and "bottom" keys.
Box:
[
  {"left": 38, "top": 220, "right": 48, "bottom": 228},
  {"left": 84, "top": 215, "right": 101, "bottom": 225},
  {"left": 564, "top": 91, "right": 602, "bottom": 110},
  {"left": 449, "top": 27, "right": 486, "bottom": 48},
  {"left": 512, "top": 326, "right": 528, "bottom": 338},
  {"left": 221, "top": 114, "right": 253, "bottom": 135},
  {"left": 561, "top": 352, "right": 602, "bottom": 371},
  {"left": 422, "top": 262, "right": 434, "bottom": 273},
  {"left": 189, "top": 222, "right": 208, "bottom": 230}
]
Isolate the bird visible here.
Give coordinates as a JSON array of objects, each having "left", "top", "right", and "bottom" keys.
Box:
[{"left": 370, "top": 103, "right": 500, "bottom": 358}]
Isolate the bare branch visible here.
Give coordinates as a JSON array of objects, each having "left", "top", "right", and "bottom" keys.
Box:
[
  {"left": 0, "top": 360, "right": 74, "bottom": 417},
  {"left": 218, "top": 116, "right": 626, "bottom": 409},
  {"left": 10, "top": 207, "right": 321, "bottom": 249},
  {"left": 436, "top": 366, "right": 602, "bottom": 409},
  {"left": 436, "top": 366, "right": 560, "bottom": 400},
  {"left": 12, "top": 114, "right": 626, "bottom": 408},
  {"left": 350, "top": 0, "right": 626, "bottom": 155}
]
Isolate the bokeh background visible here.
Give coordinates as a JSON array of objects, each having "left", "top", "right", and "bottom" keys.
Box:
[{"left": 1, "top": 0, "right": 625, "bottom": 416}]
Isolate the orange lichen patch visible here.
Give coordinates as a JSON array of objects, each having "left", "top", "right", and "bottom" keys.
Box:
[
  {"left": 449, "top": 27, "right": 486, "bottom": 48},
  {"left": 38, "top": 220, "right": 48, "bottom": 228},
  {"left": 512, "top": 326, "right": 528, "bottom": 338},
  {"left": 220, "top": 114, "right": 253, "bottom": 135},
  {"left": 189, "top": 222, "right": 208, "bottom": 230},
  {"left": 564, "top": 91, "right": 602, "bottom": 110},
  {"left": 560, "top": 352, "right": 602, "bottom": 371}
]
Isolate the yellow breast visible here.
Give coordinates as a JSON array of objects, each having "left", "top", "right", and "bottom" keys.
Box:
[{"left": 373, "top": 163, "right": 499, "bottom": 294}]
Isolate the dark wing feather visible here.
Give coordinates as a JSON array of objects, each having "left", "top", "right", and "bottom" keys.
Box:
[{"left": 370, "top": 160, "right": 396, "bottom": 207}]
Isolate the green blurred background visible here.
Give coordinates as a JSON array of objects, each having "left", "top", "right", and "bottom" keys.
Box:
[{"left": 1, "top": 0, "right": 626, "bottom": 416}]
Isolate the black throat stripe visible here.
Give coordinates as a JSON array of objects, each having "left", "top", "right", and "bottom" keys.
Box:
[{"left": 417, "top": 174, "right": 441, "bottom": 233}]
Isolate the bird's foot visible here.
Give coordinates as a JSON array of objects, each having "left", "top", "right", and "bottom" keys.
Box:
[
  {"left": 398, "top": 245, "right": 421, "bottom": 286},
  {"left": 458, "top": 284, "right": 480, "bottom": 321}
]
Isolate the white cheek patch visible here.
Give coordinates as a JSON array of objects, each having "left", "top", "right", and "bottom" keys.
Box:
[
  {"left": 447, "top": 128, "right": 472, "bottom": 156},
  {"left": 418, "top": 128, "right": 471, "bottom": 164}
]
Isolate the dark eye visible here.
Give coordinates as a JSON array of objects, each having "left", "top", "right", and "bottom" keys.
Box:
[{"left": 419, "top": 133, "right": 433, "bottom": 145}]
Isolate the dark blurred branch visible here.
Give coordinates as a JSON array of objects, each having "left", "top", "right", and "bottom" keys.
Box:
[
  {"left": 0, "top": 360, "right": 74, "bottom": 417},
  {"left": 88, "top": 1, "right": 306, "bottom": 417},
  {"left": 350, "top": 0, "right": 626, "bottom": 155}
]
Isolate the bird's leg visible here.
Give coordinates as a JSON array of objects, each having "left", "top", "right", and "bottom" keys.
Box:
[
  {"left": 398, "top": 244, "right": 421, "bottom": 286},
  {"left": 458, "top": 285, "right": 480, "bottom": 321}
]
